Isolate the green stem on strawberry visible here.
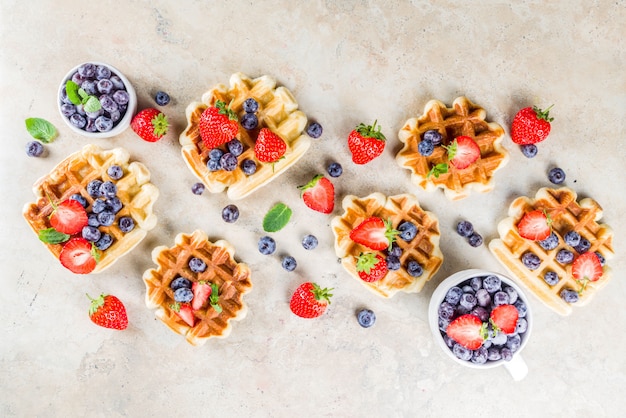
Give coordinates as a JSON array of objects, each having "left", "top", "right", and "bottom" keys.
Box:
[
  {"left": 215, "top": 99, "right": 238, "bottom": 121},
  {"left": 533, "top": 105, "right": 554, "bottom": 122}
]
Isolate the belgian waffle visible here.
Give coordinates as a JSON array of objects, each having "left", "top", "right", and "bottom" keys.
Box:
[
  {"left": 180, "top": 72, "right": 310, "bottom": 200},
  {"left": 489, "top": 187, "right": 614, "bottom": 316},
  {"left": 22, "top": 144, "right": 158, "bottom": 273},
  {"left": 331, "top": 193, "right": 443, "bottom": 298},
  {"left": 143, "top": 230, "right": 252, "bottom": 346},
  {"left": 396, "top": 96, "right": 509, "bottom": 200}
]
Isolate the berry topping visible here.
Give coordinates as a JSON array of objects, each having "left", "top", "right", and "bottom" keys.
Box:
[
  {"left": 349, "top": 217, "right": 398, "bottom": 251},
  {"left": 490, "top": 304, "right": 519, "bottom": 334},
  {"left": 220, "top": 153, "right": 238, "bottom": 171},
  {"left": 511, "top": 105, "right": 554, "bottom": 145},
  {"left": 188, "top": 257, "right": 207, "bottom": 273},
  {"left": 191, "top": 281, "right": 212, "bottom": 311},
  {"left": 423, "top": 129, "right": 443, "bottom": 145},
  {"left": 560, "top": 289, "right": 579, "bottom": 304},
  {"left": 347, "top": 120, "right": 386, "bottom": 164},
  {"left": 174, "top": 287, "right": 194, "bottom": 303},
  {"left": 445, "top": 136, "right": 480, "bottom": 169},
  {"left": 564, "top": 230, "right": 581, "bottom": 247},
  {"left": 548, "top": 167, "right": 566, "bottom": 184},
  {"left": 555, "top": 249, "right": 574, "bottom": 264},
  {"left": 517, "top": 210, "right": 551, "bottom": 241},
  {"left": 357, "top": 309, "right": 376, "bottom": 328},
  {"left": 406, "top": 259, "right": 424, "bottom": 277},
  {"left": 544, "top": 271, "right": 559, "bottom": 286},
  {"left": 445, "top": 314, "right": 486, "bottom": 350},
  {"left": 240, "top": 113, "right": 258, "bottom": 130},
  {"left": 227, "top": 138, "right": 244, "bottom": 156},
  {"left": 131, "top": 108, "right": 169, "bottom": 142},
  {"left": 397, "top": 221, "right": 418, "bottom": 242},
  {"left": 538, "top": 232, "right": 559, "bottom": 250},
  {"left": 49, "top": 199, "right": 89, "bottom": 235},
  {"left": 356, "top": 253, "right": 388, "bottom": 282},
  {"left": 243, "top": 98, "right": 259, "bottom": 113},
  {"left": 521, "top": 252, "right": 541, "bottom": 270},
  {"left": 155, "top": 91, "right": 170, "bottom": 106},
  {"left": 59, "top": 237, "right": 98, "bottom": 274},
  {"left": 254, "top": 128, "right": 286, "bottom": 162},
  {"left": 306, "top": 122, "right": 323, "bottom": 138},
  {"left": 69, "top": 193, "right": 88, "bottom": 208},
  {"left": 241, "top": 159, "right": 257, "bottom": 175},
  {"left": 298, "top": 174, "right": 335, "bottom": 214},
  {"left": 385, "top": 255, "right": 401, "bottom": 271},
  {"left": 418, "top": 139, "right": 434, "bottom": 156},
  {"left": 289, "top": 282, "right": 333, "bottom": 319},
  {"left": 170, "top": 276, "right": 192, "bottom": 290},
  {"left": 87, "top": 293, "right": 128, "bottom": 330},
  {"left": 95, "top": 233, "right": 113, "bottom": 251},
  {"left": 81, "top": 226, "right": 101, "bottom": 242},
  {"left": 171, "top": 303, "right": 195, "bottom": 327},
  {"left": 198, "top": 100, "right": 239, "bottom": 149},
  {"left": 107, "top": 165, "right": 123, "bottom": 180},
  {"left": 572, "top": 252, "right": 603, "bottom": 292},
  {"left": 520, "top": 144, "right": 538, "bottom": 158}
]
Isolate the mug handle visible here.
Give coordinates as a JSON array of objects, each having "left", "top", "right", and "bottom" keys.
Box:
[{"left": 503, "top": 353, "right": 528, "bottom": 381}]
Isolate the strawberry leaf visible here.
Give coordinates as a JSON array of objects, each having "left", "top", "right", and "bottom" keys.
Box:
[
  {"left": 38, "top": 227, "right": 70, "bottom": 244},
  {"left": 25, "top": 118, "right": 58, "bottom": 143},
  {"left": 263, "top": 202, "right": 292, "bottom": 232}
]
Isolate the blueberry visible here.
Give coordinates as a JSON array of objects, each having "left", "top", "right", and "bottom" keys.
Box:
[
  {"left": 521, "top": 252, "right": 541, "bottom": 269},
  {"left": 95, "top": 233, "right": 113, "bottom": 250},
  {"left": 423, "top": 129, "right": 443, "bottom": 145},
  {"left": 170, "top": 276, "right": 192, "bottom": 290},
  {"left": 227, "top": 139, "right": 244, "bottom": 156},
  {"left": 92, "top": 198, "right": 107, "bottom": 214},
  {"left": 418, "top": 139, "right": 434, "bottom": 156},
  {"left": 118, "top": 216, "right": 135, "bottom": 233},
  {"left": 258, "top": 236, "right": 276, "bottom": 255},
  {"left": 26, "top": 140, "right": 45, "bottom": 157},
  {"left": 82, "top": 226, "right": 101, "bottom": 242},
  {"left": 81, "top": 80, "right": 98, "bottom": 95},
  {"left": 560, "top": 289, "right": 579, "bottom": 303},
  {"left": 468, "top": 232, "right": 483, "bottom": 247},
  {"left": 397, "top": 221, "right": 418, "bottom": 242},
  {"left": 507, "top": 334, "right": 522, "bottom": 352},
  {"left": 155, "top": 91, "right": 170, "bottom": 106},
  {"left": 516, "top": 318, "right": 528, "bottom": 334},
  {"left": 69, "top": 193, "right": 88, "bottom": 208},
  {"left": 406, "top": 260, "right": 423, "bottom": 277},
  {"left": 174, "top": 287, "right": 194, "bottom": 303},
  {"left": 96, "top": 79, "right": 113, "bottom": 95},
  {"left": 461, "top": 285, "right": 474, "bottom": 294},
  {"left": 87, "top": 213, "right": 100, "bottom": 227},
  {"left": 99, "top": 95, "right": 118, "bottom": 113},
  {"left": 456, "top": 220, "right": 474, "bottom": 237},
  {"left": 459, "top": 293, "right": 477, "bottom": 310},
  {"left": 475, "top": 288, "right": 491, "bottom": 307},
  {"left": 243, "top": 98, "right": 259, "bottom": 113},
  {"left": 548, "top": 167, "right": 566, "bottom": 184},
  {"left": 564, "top": 230, "right": 581, "bottom": 247},
  {"left": 241, "top": 159, "right": 257, "bottom": 175},
  {"left": 483, "top": 275, "right": 501, "bottom": 293},
  {"left": 107, "top": 197, "right": 123, "bottom": 213},
  {"left": 469, "top": 277, "right": 482, "bottom": 291},
  {"left": 443, "top": 334, "right": 455, "bottom": 348},
  {"left": 471, "top": 306, "right": 489, "bottom": 322},
  {"left": 95, "top": 65, "right": 111, "bottom": 80},
  {"left": 222, "top": 204, "right": 240, "bottom": 223},
  {"left": 452, "top": 344, "right": 472, "bottom": 361},
  {"left": 386, "top": 242, "right": 403, "bottom": 258},
  {"left": 302, "top": 234, "right": 318, "bottom": 250},
  {"left": 520, "top": 144, "right": 538, "bottom": 158},
  {"left": 490, "top": 331, "right": 507, "bottom": 346},
  {"left": 493, "top": 291, "right": 510, "bottom": 306},
  {"left": 439, "top": 317, "right": 451, "bottom": 333},
  {"left": 471, "top": 346, "right": 488, "bottom": 364},
  {"left": 513, "top": 300, "right": 528, "bottom": 317},
  {"left": 60, "top": 104, "right": 76, "bottom": 117},
  {"left": 444, "top": 286, "right": 463, "bottom": 305},
  {"left": 107, "top": 165, "right": 123, "bottom": 180},
  {"left": 110, "top": 75, "right": 125, "bottom": 90},
  {"left": 77, "top": 63, "right": 96, "bottom": 78},
  {"left": 327, "top": 162, "right": 343, "bottom": 178},
  {"left": 99, "top": 181, "right": 117, "bottom": 198},
  {"left": 574, "top": 238, "right": 591, "bottom": 254},
  {"left": 544, "top": 271, "right": 559, "bottom": 286},
  {"left": 556, "top": 249, "right": 574, "bottom": 264},
  {"left": 385, "top": 255, "right": 401, "bottom": 271},
  {"left": 85, "top": 118, "right": 98, "bottom": 133},
  {"left": 438, "top": 302, "right": 455, "bottom": 320},
  {"left": 538, "top": 232, "right": 559, "bottom": 251},
  {"left": 69, "top": 113, "right": 86, "bottom": 128},
  {"left": 501, "top": 347, "right": 513, "bottom": 361},
  {"left": 595, "top": 251, "right": 606, "bottom": 266},
  {"left": 281, "top": 256, "right": 297, "bottom": 272},
  {"left": 208, "top": 148, "right": 224, "bottom": 160},
  {"left": 189, "top": 257, "right": 207, "bottom": 273},
  {"left": 503, "top": 286, "right": 518, "bottom": 304},
  {"left": 207, "top": 159, "right": 221, "bottom": 171},
  {"left": 240, "top": 113, "right": 258, "bottom": 130},
  {"left": 97, "top": 211, "right": 115, "bottom": 227},
  {"left": 357, "top": 309, "right": 376, "bottom": 328},
  {"left": 113, "top": 90, "right": 130, "bottom": 105},
  {"left": 220, "top": 153, "right": 238, "bottom": 171},
  {"left": 487, "top": 348, "right": 502, "bottom": 361},
  {"left": 191, "top": 182, "right": 205, "bottom": 195},
  {"left": 306, "top": 122, "right": 323, "bottom": 139}
]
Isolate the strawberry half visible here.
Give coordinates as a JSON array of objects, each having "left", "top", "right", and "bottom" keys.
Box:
[
  {"left": 445, "top": 314, "right": 486, "bottom": 350},
  {"left": 191, "top": 281, "right": 212, "bottom": 311},
  {"left": 131, "top": 108, "right": 169, "bottom": 142},
  {"left": 347, "top": 120, "right": 386, "bottom": 165},
  {"left": 572, "top": 252, "right": 603, "bottom": 293},
  {"left": 289, "top": 282, "right": 333, "bottom": 319},
  {"left": 490, "top": 304, "right": 519, "bottom": 334},
  {"left": 49, "top": 199, "right": 88, "bottom": 235},
  {"left": 356, "top": 253, "right": 388, "bottom": 282},
  {"left": 517, "top": 210, "right": 551, "bottom": 241},
  {"left": 511, "top": 105, "right": 554, "bottom": 145},
  {"left": 59, "top": 237, "right": 98, "bottom": 274},
  {"left": 172, "top": 303, "right": 195, "bottom": 327},
  {"left": 349, "top": 217, "right": 398, "bottom": 251},
  {"left": 255, "top": 128, "right": 287, "bottom": 163},
  {"left": 198, "top": 100, "right": 239, "bottom": 149},
  {"left": 445, "top": 136, "right": 481, "bottom": 169},
  {"left": 298, "top": 174, "right": 335, "bottom": 214}
]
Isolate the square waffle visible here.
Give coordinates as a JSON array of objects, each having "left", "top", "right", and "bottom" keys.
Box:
[
  {"left": 331, "top": 193, "right": 443, "bottom": 298},
  {"left": 180, "top": 72, "right": 310, "bottom": 200},
  {"left": 143, "top": 230, "right": 252, "bottom": 346},
  {"left": 489, "top": 187, "right": 614, "bottom": 316},
  {"left": 396, "top": 96, "right": 509, "bottom": 200},
  {"left": 22, "top": 144, "right": 158, "bottom": 273}
]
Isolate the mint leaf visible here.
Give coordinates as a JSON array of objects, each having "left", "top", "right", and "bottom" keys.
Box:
[
  {"left": 78, "top": 88, "right": 89, "bottom": 102},
  {"left": 25, "top": 118, "right": 58, "bottom": 143},
  {"left": 263, "top": 202, "right": 292, "bottom": 232},
  {"left": 427, "top": 163, "right": 449, "bottom": 178},
  {"left": 38, "top": 228, "right": 69, "bottom": 244},
  {"left": 65, "top": 80, "right": 82, "bottom": 105},
  {"left": 83, "top": 96, "right": 101, "bottom": 112},
  {"left": 210, "top": 283, "right": 222, "bottom": 313}
]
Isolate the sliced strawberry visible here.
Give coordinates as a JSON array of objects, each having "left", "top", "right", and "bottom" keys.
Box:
[
  {"left": 59, "top": 237, "right": 97, "bottom": 274},
  {"left": 298, "top": 174, "right": 335, "bottom": 214},
  {"left": 490, "top": 304, "right": 519, "bottom": 334},
  {"left": 445, "top": 314, "right": 486, "bottom": 350},
  {"left": 49, "top": 199, "right": 88, "bottom": 235},
  {"left": 172, "top": 303, "right": 195, "bottom": 327},
  {"left": 191, "top": 281, "right": 212, "bottom": 311},
  {"left": 446, "top": 136, "right": 481, "bottom": 169},
  {"left": 254, "top": 128, "right": 286, "bottom": 162},
  {"left": 349, "top": 217, "right": 398, "bottom": 251},
  {"left": 572, "top": 252, "right": 603, "bottom": 285},
  {"left": 517, "top": 210, "right": 551, "bottom": 241},
  {"left": 356, "top": 253, "right": 388, "bottom": 282}
]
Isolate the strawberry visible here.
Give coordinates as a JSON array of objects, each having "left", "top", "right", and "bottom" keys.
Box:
[
  {"left": 490, "top": 304, "right": 519, "bottom": 334},
  {"left": 572, "top": 252, "right": 603, "bottom": 294},
  {"left": 356, "top": 253, "right": 388, "bottom": 282},
  {"left": 517, "top": 210, "right": 551, "bottom": 241},
  {"left": 347, "top": 120, "right": 386, "bottom": 164},
  {"left": 49, "top": 199, "right": 88, "bottom": 235},
  {"left": 445, "top": 314, "right": 486, "bottom": 350},
  {"left": 87, "top": 293, "right": 128, "bottom": 330},
  {"left": 131, "top": 108, "right": 169, "bottom": 142},
  {"left": 289, "top": 282, "right": 333, "bottom": 319},
  {"left": 349, "top": 217, "right": 398, "bottom": 251},
  {"left": 171, "top": 302, "right": 195, "bottom": 327},
  {"left": 191, "top": 281, "right": 212, "bottom": 311},
  {"left": 298, "top": 174, "right": 335, "bottom": 214},
  {"left": 59, "top": 237, "right": 98, "bottom": 274},
  {"left": 254, "top": 128, "right": 286, "bottom": 162},
  {"left": 444, "top": 136, "right": 481, "bottom": 169},
  {"left": 511, "top": 105, "right": 554, "bottom": 145},
  {"left": 198, "top": 100, "right": 239, "bottom": 149}
]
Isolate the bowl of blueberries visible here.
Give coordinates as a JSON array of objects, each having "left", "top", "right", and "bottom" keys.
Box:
[
  {"left": 58, "top": 62, "right": 137, "bottom": 138},
  {"left": 428, "top": 269, "right": 533, "bottom": 381}
]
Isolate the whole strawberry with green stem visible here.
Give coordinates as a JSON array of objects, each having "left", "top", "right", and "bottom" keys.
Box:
[
  {"left": 511, "top": 105, "right": 554, "bottom": 145},
  {"left": 289, "top": 282, "right": 333, "bottom": 318},
  {"left": 356, "top": 252, "right": 388, "bottom": 282},
  {"left": 348, "top": 120, "right": 386, "bottom": 164},
  {"left": 87, "top": 293, "right": 128, "bottom": 330},
  {"left": 131, "top": 108, "right": 169, "bottom": 142},
  {"left": 198, "top": 100, "right": 239, "bottom": 149}
]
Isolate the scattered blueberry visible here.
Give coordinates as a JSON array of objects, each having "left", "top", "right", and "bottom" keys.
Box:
[
  {"left": 118, "top": 216, "right": 135, "bottom": 233},
  {"left": 397, "top": 221, "right": 418, "bottom": 242},
  {"left": 357, "top": 309, "right": 376, "bottom": 328},
  {"left": 406, "top": 259, "right": 423, "bottom": 277},
  {"left": 468, "top": 232, "right": 483, "bottom": 247},
  {"left": 243, "top": 98, "right": 259, "bottom": 113},
  {"left": 418, "top": 139, "right": 434, "bottom": 156},
  {"left": 520, "top": 144, "right": 538, "bottom": 158},
  {"left": 222, "top": 204, "right": 240, "bottom": 223},
  {"left": 26, "top": 141, "right": 44, "bottom": 157},
  {"left": 189, "top": 257, "right": 207, "bottom": 273},
  {"left": 81, "top": 226, "right": 101, "bottom": 242},
  {"left": 191, "top": 182, "right": 205, "bottom": 195},
  {"left": 564, "top": 230, "right": 581, "bottom": 247},
  {"left": 521, "top": 251, "right": 541, "bottom": 269},
  {"left": 174, "top": 287, "right": 194, "bottom": 303},
  {"left": 69, "top": 193, "right": 88, "bottom": 208},
  {"left": 302, "top": 234, "right": 318, "bottom": 250},
  {"left": 155, "top": 91, "right": 170, "bottom": 106},
  {"left": 240, "top": 113, "right": 258, "bottom": 130},
  {"left": 95, "top": 233, "right": 113, "bottom": 250},
  {"left": 456, "top": 220, "right": 474, "bottom": 237},
  {"left": 281, "top": 256, "right": 297, "bottom": 272},
  {"left": 170, "top": 276, "right": 192, "bottom": 290},
  {"left": 543, "top": 271, "right": 559, "bottom": 286},
  {"left": 548, "top": 167, "right": 566, "bottom": 184},
  {"left": 258, "top": 236, "right": 276, "bottom": 255},
  {"left": 327, "top": 162, "right": 343, "bottom": 178},
  {"left": 227, "top": 139, "right": 244, "bottom": 156},
  {"left": 538, "top": 232, "right": 559, "bottom": 250},
  {"left": 560, "top": 289, "right": 579, "bottom": 303},
  {"left": 220, "top": 153, "right": 238, "bottom": 171},
  {"left": 385, "top": 255, "right": 401, "bottom": 271},
  {"left": 306, "top": 122, "right": 323, "bottom": 139},
  {"left": 423, "top": 129, "right": 443, "bottom": 145},
  {"left": 555, "top": 249, "right": 574, "bottom": 264}
]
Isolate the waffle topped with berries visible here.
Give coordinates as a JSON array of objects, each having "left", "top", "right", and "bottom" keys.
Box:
[
  {"left": 331, "top": 193, "right": 443, "bottom": 298},
  {"left": 143, "top": 230, "right": 252, "bottom": 346},
  {"left": 396, "top": 96, "right": 509, "bottom": 200},
  {"left": 488, "top": 187, "right": 614, "bottom": 316},
  {"left": 22, "top": 144, "right": 158, "bottom": 274},
  {"left": 180, "top": 72, "right": 310, "bottom": 200}
]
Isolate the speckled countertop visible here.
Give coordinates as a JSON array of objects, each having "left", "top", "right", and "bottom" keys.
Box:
[{"left": 2, "top": 1, "right": 625, "bottom": 417}]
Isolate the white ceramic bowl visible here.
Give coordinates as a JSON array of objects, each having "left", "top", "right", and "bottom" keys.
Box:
[
  {"left": 57, "top": 62, "right": 137, "bottom": 138},
  {"left": 428, "top": 269, "right": 533, "bottom": 381}
]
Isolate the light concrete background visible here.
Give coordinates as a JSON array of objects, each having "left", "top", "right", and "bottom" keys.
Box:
[{"left": 1, "top": 0, "right": 625, "bottom": 416}]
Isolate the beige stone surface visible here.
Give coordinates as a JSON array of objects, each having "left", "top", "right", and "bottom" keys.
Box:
[{"left": 1, "top": 0, "right": 625, "bottom": 416}]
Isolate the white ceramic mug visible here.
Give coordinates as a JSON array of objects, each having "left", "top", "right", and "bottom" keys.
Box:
[{"left": 428, "top": 269, "right": 533, "bottom": 381}]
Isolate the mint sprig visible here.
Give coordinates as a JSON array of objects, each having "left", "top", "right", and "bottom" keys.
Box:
[
  {"left": 263, "top": 202, "right": 292, "bottom": 232},
  {"left": 65, "top": 80, "right": 101, "bottom": 112},
  {"left": 210, "top": 283, "right": 222, "bottom": 313},
  {"left": 38, "top": 227, "right": 70, "bottom": 244},
  {"left": 25, "top": 118, "right": 58, "bottom": 143}
]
